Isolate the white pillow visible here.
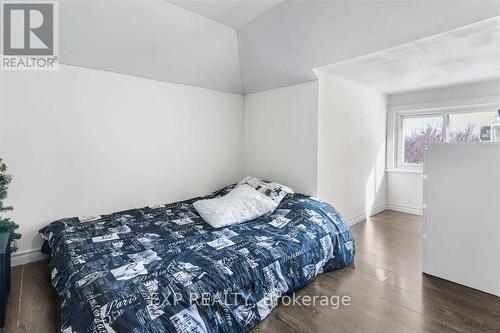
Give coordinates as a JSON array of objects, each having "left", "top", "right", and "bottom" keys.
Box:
[
  {"left": 193, "top": 184, "right": 277, "bottom": 228},
  {"left": 237, "top": 176, "right": 294, "bottom": 205}
]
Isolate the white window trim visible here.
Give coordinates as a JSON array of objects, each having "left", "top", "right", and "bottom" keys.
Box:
[{"left": 392, "top": 102, "right": 500, "bottom": 172}]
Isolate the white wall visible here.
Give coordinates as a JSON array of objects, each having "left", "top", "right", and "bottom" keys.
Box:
[
  {"left": 243, "top": 76, "right": 387, "bottom": 223},
  {"left": 0, "top": 65, "right": 244, "bottom": 257},
  {"left": 386, "top": 172, "right": 423, "bottom": 215},
  {"left": 386, "top": 79, "right": 500, "bottom": 214},
  {"left": 388, "top": 79, "right": 500, "bottom": 107},
  {"left": 243, "top": 81, "right": 318, "bottom": 195},
  {"left": 60, "top": 0, "right": 242, "bottom": 93},
  {"left": 317, "top": 74, "right": 387, "bottom": 223}
]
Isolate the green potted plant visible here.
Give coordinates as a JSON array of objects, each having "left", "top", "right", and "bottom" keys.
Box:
[{"left": 0, "top": 158, "right": 21, "bottom": 252}]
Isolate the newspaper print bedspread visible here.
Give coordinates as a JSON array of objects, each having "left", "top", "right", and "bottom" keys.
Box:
[{"left": 40, "top": 189, "right": 355, "bottom": 333}]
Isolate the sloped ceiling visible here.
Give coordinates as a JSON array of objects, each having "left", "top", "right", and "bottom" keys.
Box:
[
  {"left": 59, "top": 0, "right": 242, "bottom": 93},
  {"left": 56, "top": 0, "right": 500, "bottom": 95},
  {"left": 315, "top": 17, "right": 500, "bottom": 94},
  {"left": 167, "top": 0, "right": 284, "bottom": 29},
  {"left": 238, "top": 0, "right": 500, "bottom": 93}
]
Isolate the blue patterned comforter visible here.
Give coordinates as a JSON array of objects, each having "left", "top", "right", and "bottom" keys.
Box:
[{"left": 40, "top": 188, "right": 355, "bottom": 333}]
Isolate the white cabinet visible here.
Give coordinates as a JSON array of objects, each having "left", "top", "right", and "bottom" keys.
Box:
[{"left": 423, "top": 143, "right": 500, "bottom": 296}]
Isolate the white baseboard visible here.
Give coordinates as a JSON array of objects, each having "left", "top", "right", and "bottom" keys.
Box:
[
  {"left": 386, "top": 202, "right": 423, "bottom": 216},
  {"left": 344, "top": 203, "right": 388, "bottom": 226},
  {"left": 11, "top": 248, "right": 49, "bottom": 266},
  {"left": 344, "top": 202, "right": 423, "bottom": 226}
]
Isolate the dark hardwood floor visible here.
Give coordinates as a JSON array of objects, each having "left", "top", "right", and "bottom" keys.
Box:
[{"left": 2, "top": 211, "right": 499, "bottom": 333}]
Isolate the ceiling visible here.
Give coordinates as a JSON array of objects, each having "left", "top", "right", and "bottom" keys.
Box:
[
  {"left": 315, "top": 16, "right": 500, "bottom": 94},
  {"left": 54, "top": 0, "right": 500, "bottom": 95},
  {"left": 167, "top": 0, "right": 284, "bottom": 29},
  {"left": 238, "top": 1, "right": 500, "bottom": 93},
  {"left": 59, "top": 0, "right": 242, "bottom": 93}
]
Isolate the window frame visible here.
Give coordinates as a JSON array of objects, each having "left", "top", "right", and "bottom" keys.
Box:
[{"left": 395, "top": 105, "right": 498, "bottom": 171}]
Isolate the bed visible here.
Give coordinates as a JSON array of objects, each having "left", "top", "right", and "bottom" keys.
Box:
[{"left": 40, "top": 185, "right": 355, "bottom": 333}]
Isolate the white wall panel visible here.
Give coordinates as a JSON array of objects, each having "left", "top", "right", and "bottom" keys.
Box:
[{"left": 0, "top": 65, "right": 244, "bottom": 254}]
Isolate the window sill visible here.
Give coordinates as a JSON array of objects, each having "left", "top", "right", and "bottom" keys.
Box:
[{"left": 386, "top": 168, "right": 423, "bottom": 174}]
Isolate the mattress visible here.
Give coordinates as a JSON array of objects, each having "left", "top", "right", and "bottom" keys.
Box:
[{"left": 39, "top": 186, "right": 355, "bottom": 333}]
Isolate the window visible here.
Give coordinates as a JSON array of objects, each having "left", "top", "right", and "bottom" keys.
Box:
[
  {"left": 448, "top": 111, "right": 497, "bottom": 143},
  {"left": 396, "top": 109, "right": 497, "bottom": 168},
  {"left": 402, "top": 115, "right": 443, "bottom": 164}
]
